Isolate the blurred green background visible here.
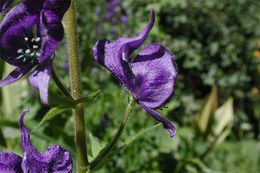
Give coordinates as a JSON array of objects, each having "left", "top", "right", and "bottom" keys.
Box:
[{"left": 0, "top": 0, "right": 260, "bottom": 172}]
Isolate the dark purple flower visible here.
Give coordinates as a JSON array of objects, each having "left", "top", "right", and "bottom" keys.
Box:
[
  {"left": 0, "top": 0, "right": 71, "bottom": 104},
  {"left": 0, "top": 0, "right": 13, "bottom": 12},
  {"left": 93, "top": 11, "right": 177, "bottom": 137},
  {"left": 0, "top": 109, "right": 73, "bottom": 172}
]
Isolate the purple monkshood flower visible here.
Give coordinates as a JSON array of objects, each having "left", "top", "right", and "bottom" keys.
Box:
[
  {"left": 0, "top": 0, "right": 71, "bottom": 104},
  {"left": 93, "top": 10, "right": 177, "bottom": 137},
  {"left": 0, "top": 0, "right": 13, "bottom": 12},
  {"left": 0, "top": 109, "right": 73, "bottom": 172}
]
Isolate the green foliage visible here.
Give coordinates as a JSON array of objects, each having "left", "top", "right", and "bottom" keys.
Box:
[{"left": 0, "top": 0, "right": 259, "bottom": 172}]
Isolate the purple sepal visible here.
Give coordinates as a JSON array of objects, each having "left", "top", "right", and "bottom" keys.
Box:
[
  {"left": 132, "top": 43, "right": 177, "bottom": 109},
  {"left": 19, "top": 109, "right": 73, "bottom": 173},
  {"left": 29, "top": 61, "right": 52, "bottom": 105},
  {"left": 0, "top": 152, "right": 23, "bottom": 173},
  {"left": 140, "top": 103, "right": 176, "bottom": 137},
  {"left": 0, "top": 64, "right": 34, "bottom": 87}
]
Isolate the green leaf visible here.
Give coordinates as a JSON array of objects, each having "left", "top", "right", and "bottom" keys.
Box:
[
  {"left": 32, "top": 107, "right": 72, "bottom": 132},
  {"left": 89, "top": 133, "right": 103, "bottom": 160},
  {"left": 91, "top": 123, "right": 161, "bottom": 170},
  {"left": 33, "top": 90, "right": 101, "bottom": 132},
  {"left": 48, "top": 92, "right": 75, "bottom": 107},
  {"left": 213, "top": 97, "right": 234, "bottom": 136},
  {"left": 74, "top": 90, "right": 101, "bottom": 105},
  {"left": 195, "top": 85, "right": 218, "bottom": 135},
  {"left": 49, "top": 90, "right": 101, "bottom": 107}
]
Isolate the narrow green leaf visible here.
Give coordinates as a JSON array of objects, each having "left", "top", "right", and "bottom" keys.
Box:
[
  {"left": 74, "top": 90, "right": 101, "bottom": 105},
  {"left": 33, "top": 90, "right": 101, "bottom": 132},
  {"left": 195, "top": 85, "right": 218, "bottom": 135},
  {"left": 89, "top": 133, "right": 103, "bottom": 160},
  {"left": 49, "top": 90, "right": 101, "bottom": 107},
  {"left": 213, "top": 97, "right": 234, "bottom": 136},
  {"left": 32, "top": 107, "right": 72, "bottom": 132},
  {"left": 48, "top": 92, "right": 75, "bottom": 107}
]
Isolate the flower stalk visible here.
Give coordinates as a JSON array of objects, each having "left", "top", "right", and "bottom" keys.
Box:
[
  {"left": 64, "top": 1, "right": 88, "bottom": 172},
  {"left": 90, "top": 97, "right": 135, "bottom": 170},
  {"left": 52, "top": 69, "right": 72, "bottom": 98}
]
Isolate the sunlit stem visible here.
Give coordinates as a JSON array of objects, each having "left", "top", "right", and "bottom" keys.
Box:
[
  {"left": 64, "top": 1, "right": 88, "bottom": 173},
  {"left": 90, "top": 97, "right": 135, "bottom": 170}
]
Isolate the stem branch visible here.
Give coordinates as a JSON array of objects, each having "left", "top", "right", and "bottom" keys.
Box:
[
  {"left": 52, "top": 69, "right": 72, "bottom": 98},
  {"left": 90, "top": 97, "right": 135, "bottom": 169}
]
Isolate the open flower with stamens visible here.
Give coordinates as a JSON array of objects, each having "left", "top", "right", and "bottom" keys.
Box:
[
  {"left": 0, "top": 109, "right": 73, "bottom": 172},
  {"left": 93, "top": 10, "right": 177, "bottom": 137},
  {"left": 0, "top": 0, "right": 71, "bottom": 104}
]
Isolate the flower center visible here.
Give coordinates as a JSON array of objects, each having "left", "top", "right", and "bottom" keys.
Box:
[{"left": 16, "top": 36, "right": 41, "bottom": 64}]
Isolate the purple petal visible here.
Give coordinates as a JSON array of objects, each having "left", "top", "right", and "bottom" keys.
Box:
[
  {"left": 43, "top": 0, "right": 71, "bottom": 17},
  {"left": 0, "top": 163, "right": 16, "bottom": 173},
  {"left": 140, "top": 103, "right": 176, "bottom": 137},
  {"left": 131, "top": 43, "right": 177, "bottom": 108},
  {"left": 19, "top": 109, "right": 73, "bottom": 173},
  {"left": 39, "top": 0, "right": 70, "bottom": 63},
  {"left": 0, "top": 152, "right": 22, "bottom": 173},
  {"left": 0, "top": 0, "right": 13, "bottom": 13},
  {"left": 93, "top": 39, "right": 135, "bottom": 91},
  {"left": 0, "top": 64, "right": 34, "bottom": 87},
  {"left": 39, "top": 11, "right": 63, "bottom": 63},
  {"left": 92, "top": 11, "right": 155, "bottom": 91},
  {"left": 29, "top": 61, "right": 52, "bottom": 104}
]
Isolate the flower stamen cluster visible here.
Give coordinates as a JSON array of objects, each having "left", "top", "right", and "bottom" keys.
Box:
[{"left": 16, "top": 37, "right": 41, "bottom": 64}]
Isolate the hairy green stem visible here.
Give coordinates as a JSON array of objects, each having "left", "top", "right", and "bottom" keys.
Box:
[
  {"left": 64, "top": 1, "right": 88, "bottom": 172},
  {"left": 90, "top": 97, "right": 135, "bottom": 169}
]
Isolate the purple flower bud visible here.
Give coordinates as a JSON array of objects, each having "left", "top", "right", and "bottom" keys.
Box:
[{"left": 93, "top": 11, "right": 177, "bottom": 137}]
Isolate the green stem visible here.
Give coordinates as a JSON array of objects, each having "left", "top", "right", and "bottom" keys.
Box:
[
  {"left": 90, "top": 97, "right": 135, "bottom": 169},
  {"left": 64, "top": 1, "right": 88, "bottom": 173},
  {"left": 52, "top": 69, "right": 72, "bottom": 98}
]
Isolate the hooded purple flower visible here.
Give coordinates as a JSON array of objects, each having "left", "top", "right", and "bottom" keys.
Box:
[
  {"left": 0, "top": 0, "right": 71, "bottom": 104},
  {"left": 93, "top": 11, "right": 177, "bottom": 137},
  {"left": 0, "top": 0, "right": 13, "bottom": 12},
  {"left": 0, "top": 109, "right": 73, "bottom": 172}
]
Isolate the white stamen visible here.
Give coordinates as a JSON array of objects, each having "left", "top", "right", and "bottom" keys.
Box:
[
  {"left": 35, "top": 37, "right": 41, "bottom": 42},
  {"left": 23, "top": 58, "right": 27, "bottom": 62},
  {"left": 33, "top": 45, "right": 39, "bottom": 49},
  {"left": 17, "top": 49, "right": 23, "bottom": 54},
  {"left": 16, "top": 55, "right": 24, "bottom": 59},
  {"left": 30, "top": 52, "right": 35, "bottom": 56},
  {"left": 25, "top": 49, "right": 31, "bottom": 54},
  {"left": 24, "top": 37, "right": 29, "bottom": 41},
  {"left": 36, "top": 52, "right": 40, "bottom": 57}
]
